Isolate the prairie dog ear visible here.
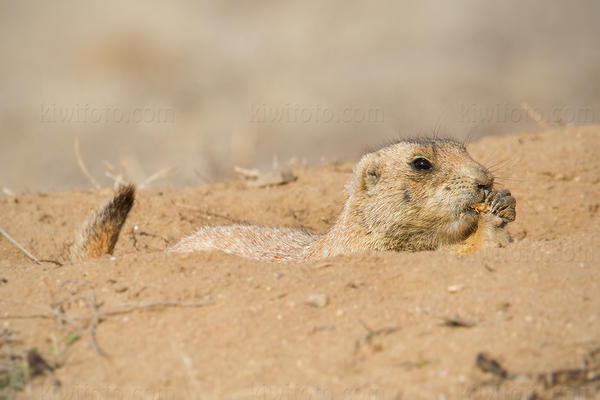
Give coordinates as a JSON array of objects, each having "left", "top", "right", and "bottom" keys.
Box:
[{"left": 358, "top": 156, "right": 382, "bottom": 191}]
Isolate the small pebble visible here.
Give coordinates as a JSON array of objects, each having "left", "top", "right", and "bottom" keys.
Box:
[
  {"left": 447, "top": 284, "right": 464, "bottom": 293},
  {"left": 305, "top": 294, "right": 329, "bottom": 308},
  {"left": 588, "top": 315, "right": 597, "bottom": 323}
]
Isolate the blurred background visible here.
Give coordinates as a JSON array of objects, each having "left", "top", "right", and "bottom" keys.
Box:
[{"left": 1, "top": 0, "right": 599, "bottom": 192}]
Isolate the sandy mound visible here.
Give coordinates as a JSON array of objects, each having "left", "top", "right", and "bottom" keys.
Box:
[{"left": 1, "top": 126, "right": 599, "bottom": 399}]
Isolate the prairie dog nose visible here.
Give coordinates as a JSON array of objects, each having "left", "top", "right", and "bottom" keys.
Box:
[{"left": 469, "top": 165, "right": 494, "bottom": 190}]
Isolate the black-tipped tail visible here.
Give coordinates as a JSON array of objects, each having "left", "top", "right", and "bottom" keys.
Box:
[{"left": 70, "top": 184, "right": 135, "bottom": 261}]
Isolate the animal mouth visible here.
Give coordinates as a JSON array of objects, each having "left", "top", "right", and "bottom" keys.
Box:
[
  {"left": 467, "top": 188, "right": 494, "bottom": 215},
  {"left": 459, "top": 205, "right": 479, "bottom": 217},
  {"left": 469, "top": 202, "right": 489, "bottom": 214},
  {"left": 459, "top": 191, "right": 487, "bottom": 217}
]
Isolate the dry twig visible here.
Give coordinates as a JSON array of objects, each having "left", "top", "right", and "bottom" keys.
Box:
[
  {"left": 521, "top": 102, "right": 550, "bottom": 130},
  {"left": 0, "top": 294, "right": 212, "bottom": 357},
  {"left": 234, "top": 165, "right": 260, "bottom": 179},
  {"left": 86, "top": 292, "right": 106, "bottom": 356},
  {"left": 0, "top": 227, "right": 40, "bottom": 264},
  {"left": 74, "top": 136, "right": 101, "bottom": 190},
  {"left": 140, "top": 166, "right": 176, "bottom": 189}
]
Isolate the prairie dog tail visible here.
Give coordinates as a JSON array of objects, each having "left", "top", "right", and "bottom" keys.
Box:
[{"left": 69, "top": 184, "right": 136, "bottom": 261}]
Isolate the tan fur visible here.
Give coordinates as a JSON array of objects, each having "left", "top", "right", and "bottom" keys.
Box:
[
  {"left": 170, "top": 138, "right": 516, "bottom": 262},
  {"left": 69, "top": 184, "right": 135, "bottom": 261},
  {"left": 452, "top": 213, "right": 510, "bottom": 254},
  {"left": 170, "top": 225, "right": 319, "bottom": 263}
]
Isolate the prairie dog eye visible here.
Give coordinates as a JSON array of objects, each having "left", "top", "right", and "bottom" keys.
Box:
[{"left": 410, "top": 158, "right": 433, "bottom": 171}]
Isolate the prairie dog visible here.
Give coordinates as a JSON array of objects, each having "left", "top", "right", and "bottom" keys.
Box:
[{"left": 170, "top": 138, "right": 516, "bottom": 262}]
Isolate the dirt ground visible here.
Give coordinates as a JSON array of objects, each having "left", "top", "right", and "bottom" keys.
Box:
[{"left": 1, "top": 126, "right": 599, "bottom": 399}]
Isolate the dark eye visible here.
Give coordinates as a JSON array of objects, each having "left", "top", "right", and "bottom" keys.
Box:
[{"left": 411, "top": 158, "right": 433, "bottom": 171}]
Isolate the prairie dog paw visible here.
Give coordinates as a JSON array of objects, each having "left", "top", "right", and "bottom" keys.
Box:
[{"left": 481, "top": 189, "right": 516, "bottom": 223}]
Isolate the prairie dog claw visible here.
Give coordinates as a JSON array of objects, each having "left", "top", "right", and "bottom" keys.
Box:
[{"left": 470, "top": 189, "right": 516, "bottom": 223}]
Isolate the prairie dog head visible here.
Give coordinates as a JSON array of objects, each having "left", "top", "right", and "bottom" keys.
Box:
[{"left": 348, "top": 138, "right": 493, "bottom": 251}]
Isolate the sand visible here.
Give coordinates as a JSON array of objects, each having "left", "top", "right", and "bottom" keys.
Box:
[{"left": 1, "top": 126, "right": 599, "bottom": 399}]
